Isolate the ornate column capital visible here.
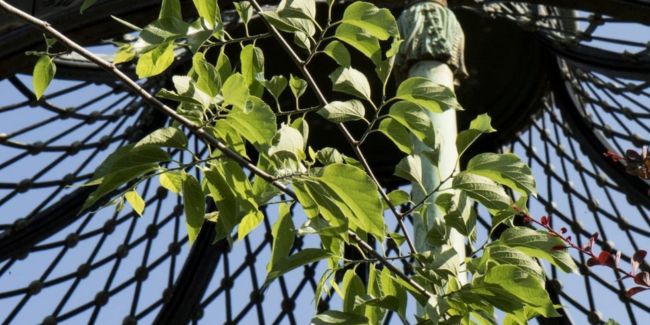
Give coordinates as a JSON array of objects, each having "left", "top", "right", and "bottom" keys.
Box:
[{"left": 395, "top": 1, "right": 468, "bottom": 83}]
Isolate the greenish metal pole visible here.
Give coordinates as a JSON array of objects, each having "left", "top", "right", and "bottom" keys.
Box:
[{"left": 396, "top": 0, "right": 468, "bottom": 287}]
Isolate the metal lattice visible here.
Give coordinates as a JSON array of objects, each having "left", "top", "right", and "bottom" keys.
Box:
[{"left": 3, "top": 0, "right": 650, "bottom": 324}]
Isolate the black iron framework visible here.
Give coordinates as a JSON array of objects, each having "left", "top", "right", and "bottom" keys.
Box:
[{"left": 2, "top": 0, "right": 650, "bottom": 324}]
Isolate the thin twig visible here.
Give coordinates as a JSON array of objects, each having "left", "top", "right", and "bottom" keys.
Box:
[
  {"left": 249, "top": 0, "right": 414, "bottom": 255},
  {"left": 275, "top": 106, "right": 321, "bottom": 117},
  {"left": 348, "top": 231, "right": 433, "bottom": 298}
]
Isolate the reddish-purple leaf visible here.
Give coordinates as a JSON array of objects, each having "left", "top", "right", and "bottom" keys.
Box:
[
  {"left": 616, "top": 275, "right": 632, "bottom": 282},
  {"left": 541, "top": 216, "right": 548, "bottom": 226},
  {"left": 587, "top": 257, "right": 600, "bottom": 267},
  {"left": 634, "top": 271, "right": 650, "bottom": 287},
  {"left": 560, "top": 227, "right": 567, "bottom": 234},
  {"left": 591, "top": 232, "right": 599, "bottom": 242},
  {"left": 550, "top": 245, "right": 569, "bottom": 251},
  {"left": 566, "top": 236, "right": 572, "bottom": 242},
  {"left": 616, "top": 251, "right": 622, "bottom": 267},
  {"left": 632, "top": 250, "right": 647, "bottom": 274},
  {"left": 633, "top": 250, "right": 647, "bottom": 263},
  {"left": 598, "top": 251, "right": 617, "bottom": 268},
  {"left": 625, "top": 287, "right": 648, "bottom": 297}
]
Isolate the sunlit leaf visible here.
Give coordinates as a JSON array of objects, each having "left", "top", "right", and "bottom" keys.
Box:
[
  {"left": 124, "top": 190, "right": 145, "bottom": 216},
  {"left": 323, "top": 40, "right": 351, "bottom": 67},
  {"left": 378, "top": 118, "right": 413, "bottom": 154},
  {"left": 465, "top": 153, "right": 537, "bottom": 198},
  {"left": 329, "top": 67, "right": 371, "bottom": 101},
  {"left": 33, "top": 56, "right": 56, "bottom": 100},
  {"left": 318, "top": 100, "right": 366, "bottom": 123},
  {"left": 395, "top": 77, "right": 461, "bottom": 113},
  {"left": 182, "top": 173, "right": 205, "bottom": 244},
  {"left": 340, "top": 2, "right": 398, "bottom": 40}
]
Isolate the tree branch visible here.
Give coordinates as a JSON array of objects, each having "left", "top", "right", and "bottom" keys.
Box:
[
  {"left": 0, "top": 1, "right": 296, "bottom": 202},
  {"left": 0, "top": 0, "right": 435, "bottom": 299}
]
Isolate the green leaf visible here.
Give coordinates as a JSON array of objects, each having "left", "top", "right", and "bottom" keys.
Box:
[
  {"left": 498, "top": 227, "right": 578, "bottom": 274},
  {"left": 33, "top": 56, "right": 56, "bottom": 100},
  {"left": 204, "top": 168, "right": 237, "bottom": 246},
  {"left": 605, "top": 319, "right": 620, "bottom": 325},
  {"left": 329, "top": 67, "right": 371, "bottom": 101},
  {"left": 426, "top": 217, "right": 449, "bottom": 247},
  {"left": 136, "top": 126, "right": 188, "bottom": 149},
  {"left": 340, "top": 2, "right": 398, "bottom": 40},
  {"left": 319, "top": 164, "right": 385, "bottom": 241},
  {"left": 226, "top": 97, "right": 276, "bottom": 152},
  {"left": 193, "top": 0, "right": 220, "bottom": 28},
  {"left": 466, "top": 153, "right": 537, "bottom": 198},
  {"left": 335, "top": 24, "right": 381, "bottom": 65},
  {"left": 290, "top": 74, "right": 308, "bottom": 100},
  {"left": 264, "top": 75, "right": 288, "bottom": 101},
  {"left": 394, "top": 155, "right": 423, "bottom": 188},
  {"left": 483, "top": 265, "right": 560, "bottom": 318},
  {"left": 133, "top": 18, "right": 188, "bottom": 54},
  {"left": 391, "top": 276, "right": 428, "bottom": 306},
  {"left": 382, "top": 189, "right": 410, "bottom": 210},
  {"left": 252, "top": 154, "right": 281, "bottom": 205},
  {"left": 238, "top": 208, "right": 264, "bottom": 241},
  {"left": 426, "top": 296, "right": 441, "bottom": 325},
  {"left": 323, "top": 41, "right": 351, "bottom": 67},
  {"left": 395, "top": 78, "right": 461, "bottom": 113},
  {"left": 422, "top": 149, "right": 441, "bottom": 168},
  {"left": 343, "top": 270, "right": 366, "bottom": 316},
  {"left": 160, "top": 0, "right": 182, "bottom": 19},
  {"left": 295, "top": 179, "right": 349, "bottom": 238},
  {"left": 292, "top": 180, "right": 319, "bottom": 219},
  {"left": 124, "top": 190, "right": 145, "bottom": 216},
  {"left": 294, "top": 32, "right": 311, "bottom": 49},
  {"left": 136, "top": 41, "right": 175, "bottom": 78},
  {"left": 354, "top": 295, "right": 400, "bottom": 312},
  {"left": 222, "top": 74, "right": 250, "bottom": 110},
  {"left": 435, "top": 190, "right": 477, "bottom": 239},
  {"left": 182, "top": 173, "right": 205, "bottom": 244},
  {"left": 159, "top": 171, "right": 183, "bottom": 194},
  {"left": 240, "top": 45, "right": 265, "bottom": 97},
  {"left": 187, "top": 18, "right": 214, "bottom": 53},
  {"left": 429, "top": 245, "right": 461, "bottom": 278},
  {"left": 278, "top": 0, "right": 316, "bottom": 21},
  {"left": 269, "top": 124, "right": 305, "bottom": 160},
  {"left": 486, "top": 246, "right": 546, "bottom": 285},
  {"left": 491, "top": 195, "right": 527, "bottom": 230},
  {"left": 316, "top": 148, "right": 344, "bottom": 165},
  {"left": 452, "top": 173, "right": 512, "bottom": 214},
  {"left": 456, "top": 113, "right": 496, "bottom": 158},
  {"left": 111, "top": 15, "right": 142, "bottom": 31},
  {"left": 389, "top": 101, "right": 437, "bottom": 149},
  {"left": 206, "top": 120, "right": 248, "bottom": 158},
  {"left": 365, "top": 264, "right": 385, "bottom": 324},
  {"left": 192, "top": 52, "right": 222, "bottom": 98},
  {"left": 378, "top": 118, "right": 413, "bottom": 154},
  {"left": 113, "top": 43, "right": 136, "bottom": 65},
  {"left": 311, "top": 310, "right": 370, "bottom": 325},
  {"left": 265, "top": 248, "right": 333, "bottom": 287},
  {"left": 235, "top": 1, "right": 253, "bottom": 25},
  {"left": 381, "top": 268, "right": 407, "bottom": 319},
  {"left": 291, "top": 118, "right": 309, "bottom": 146},
  {"left": 80, "top": 0, "right": 97, "bottom": 13},
  {"left": 318, "top": 100, "right": 365, "bottom": 123},
  {"left": 82, "top": 164, "right": 158, "bottom": 213},
  {"left": 216, "top": 48, "right": 232, "bottom": 81}
]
